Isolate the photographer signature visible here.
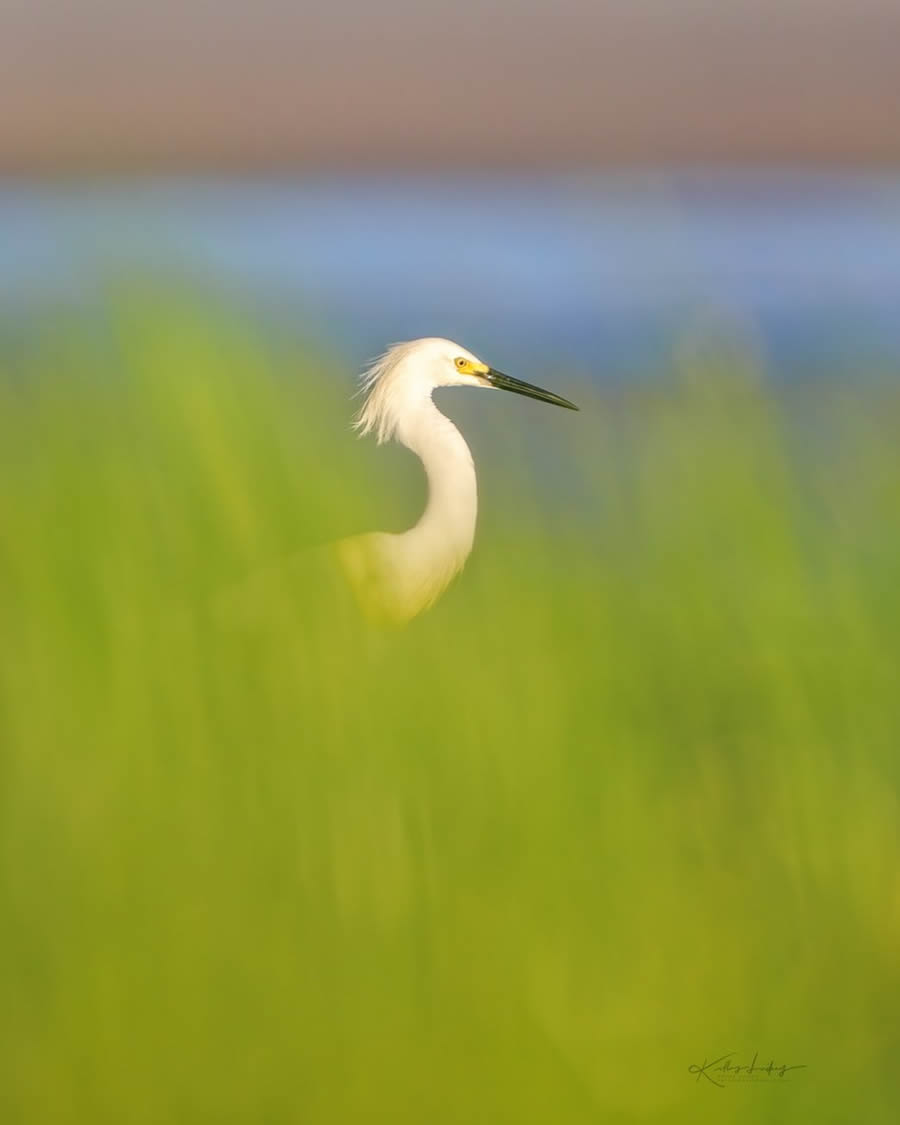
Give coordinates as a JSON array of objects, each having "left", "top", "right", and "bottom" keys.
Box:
[{"left": 689, "top": 1052, "right": 807, "bottom": 1087}]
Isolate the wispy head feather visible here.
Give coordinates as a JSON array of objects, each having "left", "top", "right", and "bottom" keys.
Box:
[{"left": 353, "top": 341, "right": 417, "bottom": 445}]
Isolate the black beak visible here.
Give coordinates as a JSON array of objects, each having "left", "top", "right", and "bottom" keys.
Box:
[{"left": 485, "top": 368, "right": 579, "bottom": 411}]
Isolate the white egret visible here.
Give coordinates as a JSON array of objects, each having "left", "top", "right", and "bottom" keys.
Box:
[{"left": 335, "top": 337, "right": 578, "bottom": 625}]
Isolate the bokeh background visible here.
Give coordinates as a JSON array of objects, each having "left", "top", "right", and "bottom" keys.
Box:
[{"left": 2, "top": 3, "right": 899, "bottom": 1123}]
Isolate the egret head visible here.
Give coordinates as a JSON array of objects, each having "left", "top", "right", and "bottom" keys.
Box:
[{"left": 354, "top": 337, "right": 578, "bottom": 444}]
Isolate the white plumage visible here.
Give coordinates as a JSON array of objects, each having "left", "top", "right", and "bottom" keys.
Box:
[{"left": 336, "top": 338, "right": 578, "bottom": 624}]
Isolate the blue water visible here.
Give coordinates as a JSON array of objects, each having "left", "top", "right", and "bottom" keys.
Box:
[{"left": 2, "top": 172, "right": 900, "bottom": 384}]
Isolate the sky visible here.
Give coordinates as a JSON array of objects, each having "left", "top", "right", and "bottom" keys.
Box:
[{"left": 2, "top": 0, "right": 900, "bottom": 170}]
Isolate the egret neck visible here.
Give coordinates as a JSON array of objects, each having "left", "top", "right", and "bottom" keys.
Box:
[{"left": 398, "top": 393, "right": 478, "bottom": 592}]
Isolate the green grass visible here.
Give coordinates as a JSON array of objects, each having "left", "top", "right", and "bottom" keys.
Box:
[{"left": 1, "top": 294, "right": 899, "bottom": 1123}]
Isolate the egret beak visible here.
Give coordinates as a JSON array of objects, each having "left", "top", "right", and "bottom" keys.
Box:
[{"left": 484, "top": 368, "right": 579, "bottom": 411}]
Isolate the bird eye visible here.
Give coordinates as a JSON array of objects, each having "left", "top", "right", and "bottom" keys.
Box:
[{"left": 455, "top": 357, "right": 467, "bottom": 370}]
